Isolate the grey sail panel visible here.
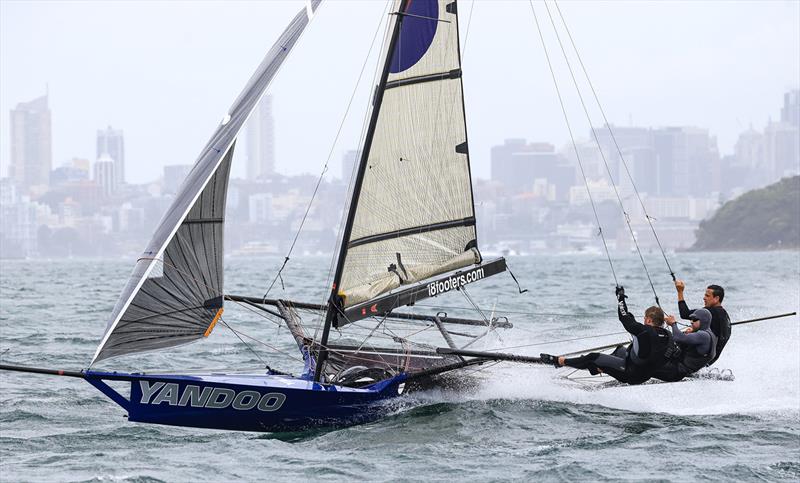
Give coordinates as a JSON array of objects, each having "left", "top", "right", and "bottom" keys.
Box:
[
  {"left": 337, "top": 0, "right": 478, "bottom": 308},
  {"left": 93, "top": 147, "right": 233, "bottom": 362},
  {"left": 91, "top": 1, "right": 321, "bottom": 364}
]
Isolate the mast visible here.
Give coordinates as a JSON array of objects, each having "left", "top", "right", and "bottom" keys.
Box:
[{"left": 314, "top": 0, "right": 411, "bottom": 382}]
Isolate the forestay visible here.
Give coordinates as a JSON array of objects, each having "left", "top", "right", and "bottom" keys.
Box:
[
  {"left": 91, "top": 0, "right": 321, "bottom": 365},
  {"left": 338, "top": 0, "right": 479, "bottom": 309}
]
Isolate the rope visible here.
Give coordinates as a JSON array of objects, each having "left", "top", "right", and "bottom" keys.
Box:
[
  {"left": 315, "top": 1, "right": 393, "bottom": 340},
  {"left": 528, "top": 0, "right": 619, "bottom": 287},
  {"left": 540, "top": 0, "right": 661, "bottom": 306},
  {"left": 221, "top": 319, "right": 304, "bottom": 364},
  {"left": 262, "top": 0, "right": 391, "bottom": 304},
  {"left": 552, "top": 0, "right": 677, "bottom": 282},
  {"left": 506, "top": 265, "right": 529, "bottom": 294},
  {"left": 461, "top": 0, "right": 477, "bottom": 61},
  {"left": 414, "top": 303, "right": 607, "bottom": 318},
  {"left": 219, "top": 318, "right": 269, "bottom": 366}
]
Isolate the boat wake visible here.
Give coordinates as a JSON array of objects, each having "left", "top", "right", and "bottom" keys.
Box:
[{"left": 415, "top": 317, "right": 800, "bottom": 417}]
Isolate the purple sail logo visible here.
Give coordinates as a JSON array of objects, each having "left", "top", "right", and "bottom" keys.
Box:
[{"left": 389, "top": 0, "right": 439, "bottom": 74}]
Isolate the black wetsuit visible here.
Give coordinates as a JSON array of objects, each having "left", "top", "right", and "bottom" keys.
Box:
[
  {"left": 651, "top": 319, "right": 718, "bottom": 382},
  {"left": 562, "top": 296, "right": 672, "bottom": 385},
  {"left": 679, "top": 300, "right": 730, "bottom": 365}
]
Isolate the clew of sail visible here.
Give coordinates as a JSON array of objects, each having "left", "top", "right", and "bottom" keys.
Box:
[
  {"left": 91, "top": 0, "right": 321, "bottom": 365},
  {"left": 337, "top": 0, "right": 479, "bottom": 310}
]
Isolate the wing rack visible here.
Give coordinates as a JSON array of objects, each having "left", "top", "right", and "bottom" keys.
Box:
[{"left": 336, "top": 258, "right": 507, "bottom": 327}]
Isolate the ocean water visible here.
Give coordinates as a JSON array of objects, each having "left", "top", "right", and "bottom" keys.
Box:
[{"left": 1, "top": 251, "right": 798, "bottom": 481}]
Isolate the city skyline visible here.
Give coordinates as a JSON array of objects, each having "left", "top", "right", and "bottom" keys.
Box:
[{"left": 2, "top": 1, "right": 799, "bottom": 183}]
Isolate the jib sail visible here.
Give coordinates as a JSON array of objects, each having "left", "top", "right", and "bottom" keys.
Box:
[{"left": 91, "top": 0, "right": 321, "bottom": 364}]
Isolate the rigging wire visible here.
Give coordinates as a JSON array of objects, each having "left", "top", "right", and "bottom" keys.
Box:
[
  {"left": 551, "top": 0, "right": 677, "bottom": 282},
  {"left": 261, "top": 0, "right": 392, "bottom": 305},
  {"left": 540, "top": 0, "right": 661, "bottom": 306},
  {"left": 221, "top": 319, "right": 304, "bottom": 364},
  {"left": 527, "top": 0, "right": 619, "bottom": 287},
  {"left": 415, "top": 303, "right": 607, "bottom": 318},
  {"left": 460, "top": 0, "right": 477, "bottom": 61},
  {"left": 219, "top": 318, "right": 270, "bottom": 365},
  {"left": 315, "top": 0, "right": 394, "bottom": 341}
]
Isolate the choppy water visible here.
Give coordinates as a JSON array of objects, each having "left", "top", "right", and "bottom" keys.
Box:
[{"left": 1, "top": 251, "right": 799, "bottom": 481}]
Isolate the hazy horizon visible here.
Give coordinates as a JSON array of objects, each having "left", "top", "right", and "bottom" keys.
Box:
[{"left": 2, "top": 0, "right": 798, "bottom": 184}]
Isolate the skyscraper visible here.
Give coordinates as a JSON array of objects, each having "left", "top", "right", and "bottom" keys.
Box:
[
  {"left": 246, "top": 95, "right": 275, "bottom": 180},
  {"left": 781, "top": 89, "right": 799, "bottom": 127},
  {"left": 9, "top": 94, "right": 52, "bottom": 193},
  {"left": 490, "top": 139, "right": 575, "bottom": 200},
  {"left": 341, "top": 149, "right": 359, "bottom": 181},
  {"left": 163, "top": 164, "right": 193, "bottom": 195},
  {"left": 97, "top": 126, "right": 125, "bottom": 184},
  {"left": 94, "top": 154, "right": 116, "bottom": 198}
]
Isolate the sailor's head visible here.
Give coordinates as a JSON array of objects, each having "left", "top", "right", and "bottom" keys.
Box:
[
  {"left": 704, "top": 285, "right": 724, "bottom": 308},
  {"left": 643, "top": 306, "right": 665, "bottom": 327},
  {"left": 689, "top": 308, "right": 712, "bottom": 331}
]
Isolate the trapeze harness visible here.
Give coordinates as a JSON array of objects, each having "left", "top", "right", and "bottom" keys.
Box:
[
  {"left": 653, "top": 325, "right": 718, "bottom": 382},
  {"left": 561, "top": 293, "right": 674, "bottom": 385}
]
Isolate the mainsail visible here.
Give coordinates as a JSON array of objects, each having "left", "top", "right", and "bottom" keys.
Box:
[
  {"left": 336, "top": 0, "right": 479, "bottom": 312},
  {"left": 91, "top": 0, "right": 321, "bottom": 365}
]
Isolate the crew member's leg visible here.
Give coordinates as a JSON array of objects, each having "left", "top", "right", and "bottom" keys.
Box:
[
  {"left": 561, "top": 352, "right": 627, "bottom": 376},
  {"left": 650, "top": 362, "right": 684, "bottom": 382}
]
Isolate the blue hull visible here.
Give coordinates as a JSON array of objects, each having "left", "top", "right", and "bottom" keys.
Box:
[{"left": 84, "top": 370, "right": 407, "bottom": 432}]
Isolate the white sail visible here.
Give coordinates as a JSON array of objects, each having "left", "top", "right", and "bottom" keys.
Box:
[
  {"left": 337, "top": 0, "right": 479, "bottom": 308},
  {"left": 91, "top": 1, "right": 321, "bottom": 365}
]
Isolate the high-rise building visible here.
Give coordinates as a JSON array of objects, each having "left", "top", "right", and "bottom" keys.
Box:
[
  {"left": 96, "top": 126, "right": 125, "bottom": 184},
  {"left": 341, "top": 149, "right": 359, "bottom": 181},
  {"left": 163, "top": 164, "right": 193, "bottom": 195},
  {"left": 246, "top": 95, "right": 275, "bottom": 180},
  {"left": 9, "top": 94, "right": 52, "bottom": 193},
  {"left": 764, "top": 121, "right": 800, "bottom": 179},
  {"left": 652, "top": 127, "right": 718, "bottom": 196},
  {"left": 94, "top": 154, "right": 117, "bottom": 197},
  {"left": 0, "top": 178, "right": 39, "bottom": 258},
  {"left": 491, "top": 139, "right": 575, "bottom": 200},
  {"left": 781, "top": 89, "right": 799, "bottom": 127},
  {"left": 593, "top": 125, "right": 653, "bottom": 184}
]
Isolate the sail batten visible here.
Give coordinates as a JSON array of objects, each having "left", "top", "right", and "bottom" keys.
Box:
[{"left": 91, "top": 1, "right": 321, "bottom": 365}]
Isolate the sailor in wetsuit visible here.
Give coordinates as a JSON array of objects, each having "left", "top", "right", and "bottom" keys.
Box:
[
  {"left": 651, "top": 308, "right": 718, "bottom": 382},
  {"left": 675, "top": 280, "right": 731, "bottom": 364},
  {"left": 540, "top": 286, "right": 673, "bottom": 385}
]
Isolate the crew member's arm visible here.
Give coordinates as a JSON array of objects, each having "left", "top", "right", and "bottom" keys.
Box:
[
  {"left": 666, "top": 315, "right": 707, "bottom": 347},
  {"left": 616, "top": 286, "right": 644, "bottom": 335},
  {"left": 675, "top": 280, "right": 692, "bottom": 320}
]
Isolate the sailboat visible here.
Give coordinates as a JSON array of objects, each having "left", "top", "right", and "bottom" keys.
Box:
[
  {"left": 5, "top": 0, "right": 789, "bottom": 433},
  {"left": 1, "top": 0, "right": 521, "bottom": 432}
]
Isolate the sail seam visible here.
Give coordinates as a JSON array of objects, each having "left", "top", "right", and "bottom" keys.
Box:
[{"left": 347, "top": 216, "right": 476, "bottom": 249}]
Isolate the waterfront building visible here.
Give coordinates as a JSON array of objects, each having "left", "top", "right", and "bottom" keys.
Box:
[
  {"left": 163, "top": 164, "right": 192, "bottom": 195},
  {"left": 94, "top": 154, "right": 116, "bottom": 198},
  {"left": 97, "top": 126, "right": 125, "bottom": 184},
  {"left": 9, "top": 94, "right": 52, "bottom": 194},
  {"left": 246, "top": 95, "right": 275, "bottom": 180}
]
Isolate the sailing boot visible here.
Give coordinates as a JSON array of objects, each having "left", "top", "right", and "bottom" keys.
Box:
[{"left": 539, "top": 353, "right": 561, "bottom": 368}]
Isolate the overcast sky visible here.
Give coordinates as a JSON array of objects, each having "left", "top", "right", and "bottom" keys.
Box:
[{"left": 1, "top": 0, "right": 798, "bottom": 183}]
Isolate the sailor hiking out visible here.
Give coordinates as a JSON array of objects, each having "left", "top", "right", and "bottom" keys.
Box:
[
  {"left": 541, "top": 286, "right": 674, "bottom": 385},
  {"left": 651, "top": 308, "right": 718, "bottom": 382},
  {"left": 675, "top": 280, "right": 731, "bottom": 365}
]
